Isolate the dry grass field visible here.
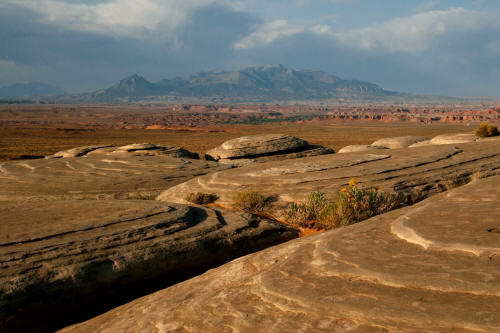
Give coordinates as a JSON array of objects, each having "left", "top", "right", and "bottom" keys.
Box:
[{"left": 0, "top": 121, "right": 471, "bottom": 160}]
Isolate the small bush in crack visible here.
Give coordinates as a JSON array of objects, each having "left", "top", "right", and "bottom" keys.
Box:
[
  {"left": 286, "top": 179, "right": 402, "bottom": 230},
  {"left": 233, "top": 190, "right": 274, "bottom": 213},
  {"left": 185, "top": 192, "right": 219, "bottom": 205},
  {"left": 286, "top": 191, "right": 329, "bottom": 226}
]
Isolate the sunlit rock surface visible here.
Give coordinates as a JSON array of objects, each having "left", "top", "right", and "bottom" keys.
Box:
[
  {"left": 370, "top": 136, "right": 429, "bottom": 149},
  {"left": 205, "top": 134, "right": 333, "bottom": 166},
  {"left": 0, "top": 201, "right": 297, "bottom": 332},
  {"left": 158, "top": 140, "right": 500, "bottom": 210},
  {"left": 61, "top": 175, "right": 500, "bottom": 333},
  {"left": 0, "top": 153, "right": 228, "bottom": 201},
  {"left": 338, "top": 144, "right": 387, "bottom": 153},
  {"left": 47, "top": 143, "right": 199, "bottom": 159}
]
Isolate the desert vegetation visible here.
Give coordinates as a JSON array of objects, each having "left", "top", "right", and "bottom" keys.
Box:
[
  {"left": 233, "top": 191, "right": 275, "bottom": 213},
  {"left": 185, "top": 192, "right": 219, "bottom": 205},
  {"left": 475, "top": 122, "right": 499, "bottom": 137},
  {"left": 286, "top": 179, "right": 402, "bottom": 230}
]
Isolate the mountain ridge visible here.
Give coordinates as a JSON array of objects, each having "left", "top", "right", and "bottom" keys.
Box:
[
  {"left": 0, "top": 82, "right": 66, "bottom": 98},
  {"left": 85, "top": 64, "right": 390, "bottom": 102}
]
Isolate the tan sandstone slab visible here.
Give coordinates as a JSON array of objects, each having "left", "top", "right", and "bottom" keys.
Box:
[
  {"left": 0, "top": 200, "right": 297, "bottom": 332},
  {"left": 0, "top": 154, "right": 229, "bottom": 201},
  {"left": 205, "top": 134, "right": 333, "bottom": 165},
  {"left": 47, "top": 145, "right": 114, "bottom": 158},
  {"left": 371, "top": 136, "right": 429, "bottom": 149},
  {"left": 60, "top": 175, "right": 500, "bottom": 333},
  {"left": 158, "top": 140, "right": 500, "bottom": 211},
  {"left": 49, "top": 143, "right": 199, "bottom": 159},
  {"left": 338, "top": 144, "right": 387, "bottom": 153},
  {"left": 415, "top": 133, "right": 477, "bottom": 146},
  {"left": 206, "top": 134, "right": 309, "bottom": 159}
]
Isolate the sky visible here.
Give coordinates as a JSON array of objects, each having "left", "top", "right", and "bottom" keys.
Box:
[{"left": 1, "top": 0, "right": 499, "bottom": 96}]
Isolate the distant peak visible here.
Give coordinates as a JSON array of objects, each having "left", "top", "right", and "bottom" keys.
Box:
[
  {"left": 256, "top": 64, "right": 289, "bottom": 71},
  {"left": 121, "top": 74, "right": 147, "bottom": 82}
]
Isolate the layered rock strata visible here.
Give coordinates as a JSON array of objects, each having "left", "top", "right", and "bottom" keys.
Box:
[
  {"left": 338, "top": 144, "right": 387, "bottom": 153},
  {"left": 61, "top": 175, "right": 500, "bottom": 333},
  {"left": 47, "top": 143, "right": 199, "bottom": 159},
  {"left": 159, "top": 140, "right": 500, "bottom": 210},
  {"left": 370, "top": 135, "right": 429, "bottom": 149},
  {"left": 0, "top": 201, "right": 297, "bottom": 333},
  {"left": 205, "top": 134, "right": 333, "bottom": 166},
  {"left": 0, "top": 154, "right": 228, "bottom": 201}
]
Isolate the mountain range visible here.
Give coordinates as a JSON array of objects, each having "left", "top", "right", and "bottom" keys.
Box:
[
  {"left": 83, "top": 64, "right": 393, "bottom": 102},
  {"left": 0, "top": 82, "right": 65, "bottom": 98}
]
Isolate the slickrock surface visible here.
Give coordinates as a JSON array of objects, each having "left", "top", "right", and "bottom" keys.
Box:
[
  {"left": 205, "top": 134, "right": 333, "bottom": 165},
  {"left": 338, "top": 144, "right": 387, "bottom": 153},
  {"left": 47, "top": 143, "right": 199, "bottom": 159},
  {"left": 158, "top": 140, "right": 500, "bottom": 210},
  {"left": 47, "top": 145, "right": 114, "bottom": 158},
  {"left": 370, "top": 136, "right": 429, "bottom": 149},
  {"left": 0, "top": 154, "right": 228, "bottom": 201},
  {"left": 408, "top": 133, "right": 500, "bottom": 147},
  {"left": 60, "top": 175, "right": 500, "bottom": 333},
  {"left": 427, "top": 133, "right": 477, "bottom": 145},
  {"left": 0, "top": 200, "right": 297, "bottom": 333}
]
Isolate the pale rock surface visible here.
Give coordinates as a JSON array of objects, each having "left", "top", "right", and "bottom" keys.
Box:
[
  {"left": 0, "top": 154, "right": 229, "bottom": 201},
  {"left": 409, "top": 133, "right": 500, "bottom": 147},
  {"left": 423, "top": 133, "right": 477, "bottom": 146},
  {"left": 61, "top": 175, "right": 500, "bottom": 333},
  {"left": 46, "top": 145, "right": 114, "bottom": 158},
  {"left": 371, "top": 136, "right": 429, "bottom": 149},
  {"left": 0, "top": 200, "right": 297, "bottom": 332},
  {"left": 48, "top": 143, "right": 199, "bottom": 159},
  {"left": 205, "top": 134, "right": 333, "bottom": 165},
  {"left": 429, "top": 133, "right": 477, "bottom": 144},
  {"left": 158, "top": 141, "right": 500, "bottom": 211},
  {"left": 338, "top": 144, "right": 387, "bottom": 153}
]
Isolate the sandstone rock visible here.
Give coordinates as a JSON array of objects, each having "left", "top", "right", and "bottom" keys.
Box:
[
  {"left": 205, "top": 134, "right": 333, "bottom": 164},
  {"left": 46, "top": 145, "right": 114, "bottom": 158},
  {"left": 0, "top": 200, "right": 298, "bottom": 333},
  {"left": 158, "top": 141, "right": 500, "bottom": 212},
  {"left": 114, "top": 143, "right": 160, "bottom": 151},
  {"left": 408, "top": 140, "right": 434, "bottom": 148},
  {"left": 217, "top": 145, "right": 334, "bottom": 166},
  {"left": 428, "top": 133, "right": 477, "bottom": 145},
  {"left": 47, "top": 143, "right": 199, "bottom": 159},
  {"left": 206, "top": 134, "right": 308, "bottom": 159},
  {"left": 0, "top": 154, "right": 228, "bottom": 201},
  {"left": 409, "top": 133, "right": 500, "bottom": 147},
  {"left": 113, "top": 144, "right": 199, "bottom": 159},
  {"left": 61, "top": 175, "right": 500, "bottom": 333},
  {"left": 371, "top": 135, "right": 429, "bottom": 149},
  {"left": 337, "top": 144, "right": 387, "bottom": 153}
]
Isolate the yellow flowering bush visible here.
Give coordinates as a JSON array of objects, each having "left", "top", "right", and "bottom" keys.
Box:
[{"left": 286, "top": 179, "right": 402, "bottom": 230}]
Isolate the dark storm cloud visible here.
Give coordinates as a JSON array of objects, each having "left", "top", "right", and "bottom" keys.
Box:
[
  {"left": 0, "top": 2, "right": 256, "bottom": 92},
  {"left": 0, "top": 1, "right": 499, "bottom": 97}
]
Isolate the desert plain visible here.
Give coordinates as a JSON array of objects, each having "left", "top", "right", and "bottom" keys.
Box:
[{"left": 0, "top": 104, "right": 499, "bottom": 332}]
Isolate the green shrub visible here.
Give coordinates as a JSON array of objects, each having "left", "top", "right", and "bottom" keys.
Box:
[
  {"left": 475, "top": 123, "right": 499, "bottom": 138},
  {"left": 233, "top": 190, "right": 274, "bottom": 213},
  {"left": 286, "top": 191, "right": 328, "bottom": 226},
  {"left": 185, "top": 192, "right": 218, "bottom": 205},
  {"left": 286, "top": 179, "right": 401, "bottom": 230}
]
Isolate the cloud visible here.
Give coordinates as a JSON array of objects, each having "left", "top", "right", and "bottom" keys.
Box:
[
  {"left": 233, "top": 20, "right": 332, "bottom": 49},
  {"left": 0, "top": 2, "right": 256, "bottom": 92},
  {"left": 412, "top": 0, "right": 439, "bottom": 14},
  {"left": 335, "top": 7, "right": 500, "bottom": 53},
  {"left": 2, "top": 0, "right": 215, "bottom": 40},
  {"left": 233, "top": 20, "right": 304, "bottom": 49},
  {"left": 0, "top": 59, "right": 18, "bottom": 69}
]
